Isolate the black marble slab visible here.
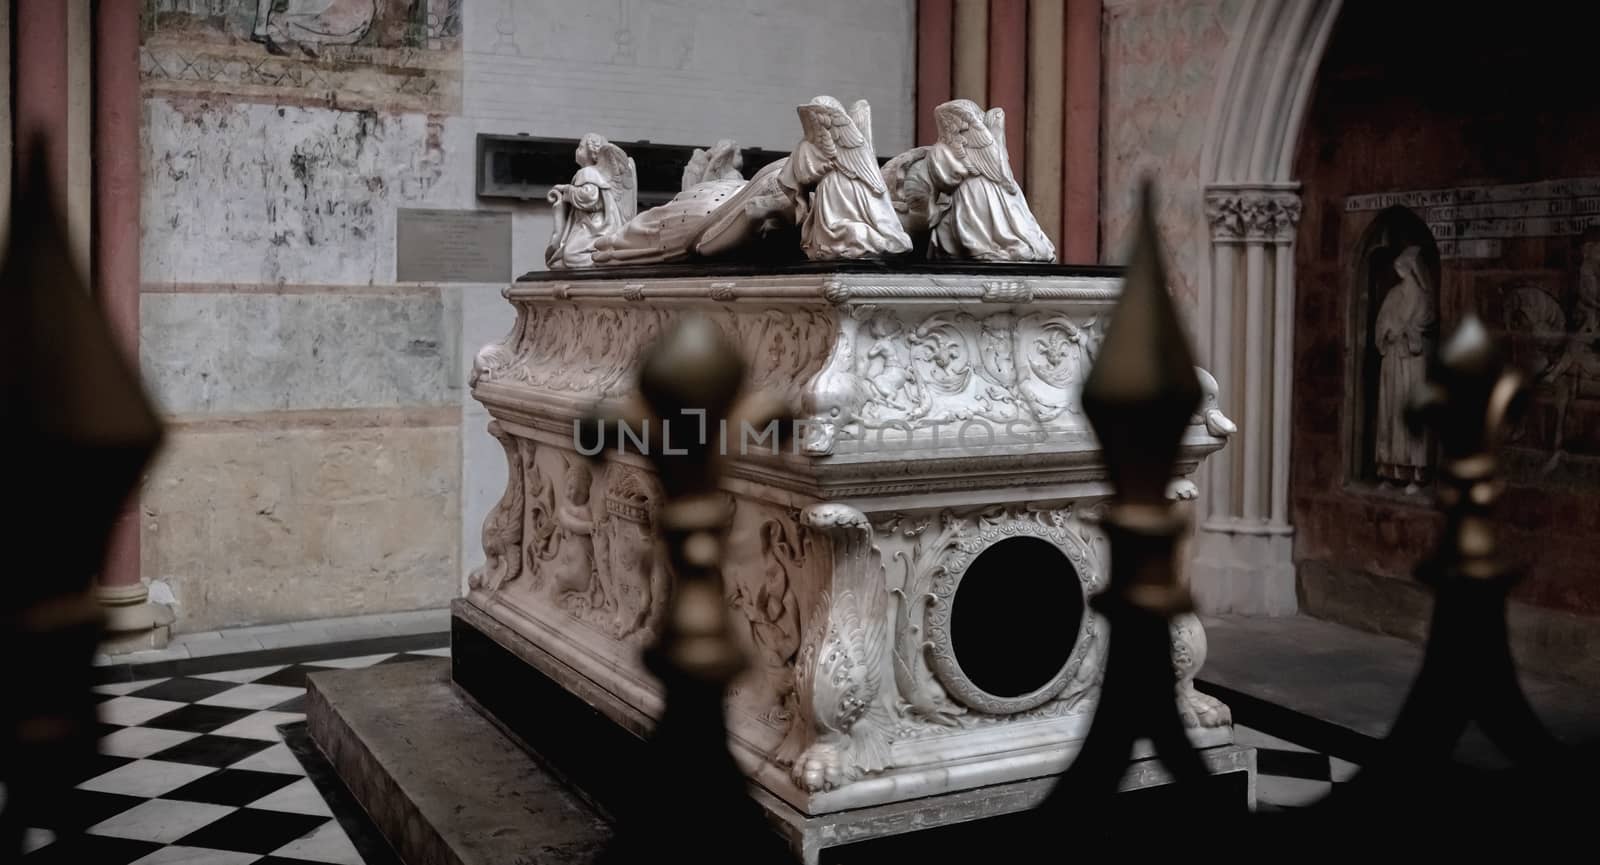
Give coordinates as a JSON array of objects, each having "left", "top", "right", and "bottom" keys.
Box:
[
  {"left": 306, "top": 658, "right": 610, "bottom": 865},
  {"left": 517, "top": 257, "right": 1123, "bottom": 283}
]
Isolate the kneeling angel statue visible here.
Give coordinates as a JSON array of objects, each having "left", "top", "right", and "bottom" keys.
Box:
[{"left": 546, "top": 134, "right": 637, "bottom": 269}]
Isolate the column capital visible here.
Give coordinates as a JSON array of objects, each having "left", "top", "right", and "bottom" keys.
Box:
[{"left": 1203, "top": 185, "right": 1302, "bottom": 244}]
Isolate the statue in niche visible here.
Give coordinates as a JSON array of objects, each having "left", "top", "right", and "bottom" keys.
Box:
[
  {"left": 1373, "top": 245, "right": 1437, "bottom": 492},
  {"left": 546, "top": 134, "right": 637, "bottom": 269},
  {"left": 544, "top": 458, "right": 600, "bottom": 611},
  {"left": 925, "top": 100, "right": 1055, "bottom": 262},
  {"left": 731, "top": 519, "right": 804, "bottom": 721},
  {"left": 783, "top": 96, "right": 912, "bottom": 260},
  {"left": 594, "top": 468, "right": 666, "bottom": 641}
]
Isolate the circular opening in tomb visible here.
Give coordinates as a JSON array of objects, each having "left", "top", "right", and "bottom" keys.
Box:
[{"left": 950, "top": 537, "right": 1084, "bottom": 700}]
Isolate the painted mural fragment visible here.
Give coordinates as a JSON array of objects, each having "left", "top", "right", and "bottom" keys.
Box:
[{"left": 141, "top": 0, "right": 463, "bottom": 112}]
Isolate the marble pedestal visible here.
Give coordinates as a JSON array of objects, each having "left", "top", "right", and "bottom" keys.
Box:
[{"left": 463, "top": 262, "right": 1234, "bottom": 816}]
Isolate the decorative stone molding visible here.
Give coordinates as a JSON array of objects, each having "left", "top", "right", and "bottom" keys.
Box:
[
  {"left": 466, "top": 267, "right": 1233, "bottom": 814},
  {"left": 1203, "top": 186, "right": 1303, "bottom": 244},
  {"left": 1193, "top": 0, "right": 1344, "bottom": 615}
]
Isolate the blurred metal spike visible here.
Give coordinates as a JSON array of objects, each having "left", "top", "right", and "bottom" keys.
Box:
[
  {"left": 1371, "top": 313, "right": 1562, "bottom": 786},
  {"left": 1037, "top": 177, "right": 1213, "bottom": 833},
  {"left": 1406, "top": 313, "right": 1524, "bottom": 583},
  {"left": 1, "top": 138, "right": 164, "bottom": 858},
  {"left": 596, "top": 314, "right": 797, "bottom": 863},
  {"left": 1082, "top": 178, "right": 1203, "bottom": 507}
]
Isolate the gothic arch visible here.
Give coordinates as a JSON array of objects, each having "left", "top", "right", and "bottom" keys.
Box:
[{"left": 1189, "top": 0, "right": 1344, "bottom": 615}]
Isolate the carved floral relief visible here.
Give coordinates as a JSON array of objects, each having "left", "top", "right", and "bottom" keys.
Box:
[{"left": 801, "top": 306, "right": 1105, "bottom": 454}]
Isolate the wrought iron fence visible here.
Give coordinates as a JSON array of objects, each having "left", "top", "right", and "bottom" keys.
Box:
[{"left": 4, "top": 144, "right": 1595, "bottom": 863}]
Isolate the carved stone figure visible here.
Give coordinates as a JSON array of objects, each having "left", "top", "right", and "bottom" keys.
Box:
[
  {"left": 683, "top": 139, "right": 745, "bottom": 189},
  {"left": 692, "top": 158, "right": 798, "bottom": 259},
  {"left": 925, "top": 100, "right": 1054, "bottom": 262},
  {"left": 733, "top": 518, "right": 805, "bottom": 720},
  {"left": 545, "top": 458, "right": 599, "bottom": 609},
  {"left": 1373, "top": 245, "right": 1436, "bottom": 491},
  {"left": 467, "top": 422, "right": 523, "bottom": 592},
  {"left": 880, "top": 146, "right": 936, "bottom": 242},
  {"left": 1171, "top": 613, "right": 1231, "bottom": 727},
  {"left": 587, "top": 138, "right": 751, "bottom": 265},
  {"left": 782, "top": 97, "right": 912, "bottom": 260},
  {"left": 546, "top": 134, "right": 637, "bottom": 269}
]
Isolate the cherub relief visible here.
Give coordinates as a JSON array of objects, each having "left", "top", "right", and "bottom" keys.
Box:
[
  {"left": 544, "top": 458, "right": 599, "bottom": 612},
  {"left": 732, "top": 519, "right": 805, "bottom": 719}
]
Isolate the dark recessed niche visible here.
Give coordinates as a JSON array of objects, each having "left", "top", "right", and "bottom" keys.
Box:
[
  {"left": 475, "top": 133, "right": 789, "bottom": 207},
  {"left": 950, "top": 537, "right": 1082, "bottom": 699}
]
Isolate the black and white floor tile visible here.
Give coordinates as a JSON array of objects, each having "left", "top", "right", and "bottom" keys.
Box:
[
  {"left": 28, "top": 630, "right": 1359, "bottom": 860},
  {"left": 1236, "top": 724, "right": 1360, "bottom": 809},
  {"left": 24, "top": 645, "right": 450, "bottom": 864}
]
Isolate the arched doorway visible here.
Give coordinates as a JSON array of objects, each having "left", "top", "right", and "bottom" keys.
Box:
[{"left": 1189, "top": 0, "right": 1343, "bottom": 615}]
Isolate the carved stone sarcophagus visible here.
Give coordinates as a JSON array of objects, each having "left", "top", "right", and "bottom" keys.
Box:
[{"left": 465, "top": 264, "right": 1233, "bottom": 815}]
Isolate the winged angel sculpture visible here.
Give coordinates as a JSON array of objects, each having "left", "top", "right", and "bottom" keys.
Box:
[
  {"left": 548, "top": 95, "right": 918, "bottom": 266},
  {"left": 546, "top": 134, "right": 637, "bottom": 269},
  {"left": 782, "top": 96, "right": 912, "bottom": 260},
  {"left": 926, "top": 100, "right": 1055, "bottom": 262}
]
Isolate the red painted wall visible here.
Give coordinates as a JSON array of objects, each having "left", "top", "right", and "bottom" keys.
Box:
[{"left": 1293, "top": 3, "right": 1600, "bottom": 621}]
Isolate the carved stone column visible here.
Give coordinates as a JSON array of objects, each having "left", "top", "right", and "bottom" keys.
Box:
[{"left": 1192, "top": 184, "right": 1302, "bottom": 614}]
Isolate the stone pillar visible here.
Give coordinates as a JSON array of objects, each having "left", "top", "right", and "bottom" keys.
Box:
[
  {"left": 94, "top": 0, "right": 173, "bottom": 653},
  {"left": 1191, "top": 185, "right": 1302, "bottom": 614}
]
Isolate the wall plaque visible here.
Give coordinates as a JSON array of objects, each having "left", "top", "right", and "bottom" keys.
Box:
[
  {"left": 397, "top": 208, "right": 512, "bottom": 283},
  {"left": 1347, "top": 176, "right": 1600, "bottom": 259}
]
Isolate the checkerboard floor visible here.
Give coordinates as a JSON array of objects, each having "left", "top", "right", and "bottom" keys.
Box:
[
  {"left": 1236, "top": 724, "right": 1361, "bottom": 809},
  {"left": 23, "top": 646, "right": 450, "bottom": 864},
  {"left": 25, "top": 628, "right": 1356, "bottom": 861}
]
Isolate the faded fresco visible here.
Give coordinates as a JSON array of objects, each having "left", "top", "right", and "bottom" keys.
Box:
[
  {"left": 1101, "top": 0, "right": 1244, "bottom": 308},
  {"left": 141, "top": 0, "right": 463, "bottom": 112}
]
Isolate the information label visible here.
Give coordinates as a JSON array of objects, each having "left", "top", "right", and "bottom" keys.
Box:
[
  {"left": 1346, "top": 177, "right": 1600, "bottom": 259},
  {"left": 396, "top": 208, "right": 512, "bottom": 283}
]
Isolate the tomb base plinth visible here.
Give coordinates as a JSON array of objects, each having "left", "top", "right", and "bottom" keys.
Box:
[
  {"left": 306, "top": 610, "right": 1255, "bottom": 865},
  {"left": 461, "top": 263, "right": 1239, "bottom": 815}
]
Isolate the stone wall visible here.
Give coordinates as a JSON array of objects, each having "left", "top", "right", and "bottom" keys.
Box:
[
  {"left": 136, "top": 0, "right": 915, "bottom": 633},
  {"left": 1099, "top": 0, "right": 1244, "bottom": 313},
  {"left": 1291, "top": 2, "right": 1600, "bottom": 682}
]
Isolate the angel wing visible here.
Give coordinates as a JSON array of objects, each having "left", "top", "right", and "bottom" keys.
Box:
[
  {"left": 681, "top": 147, "right": 711, "bottom": 191},
  {"left": 798, "top": 96, "right": 884, "bottom": 195},
  {"left": 594, "top": 141, "right": 638, "bottom": 220},
  {"left": 935, "top": 99, "right": 1017, "bottom": 193}
]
